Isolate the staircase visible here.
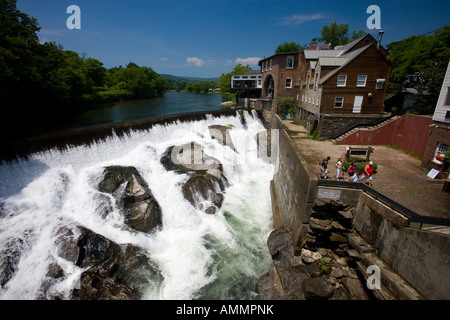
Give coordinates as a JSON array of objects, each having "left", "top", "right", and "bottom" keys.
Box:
[{"left": 332, "top": 114, "right": 400, "bottom": 144}]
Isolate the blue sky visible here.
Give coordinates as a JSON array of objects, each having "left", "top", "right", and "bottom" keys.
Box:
[{"left": 17, "top": 0, "right": 450, "bottom": 78}]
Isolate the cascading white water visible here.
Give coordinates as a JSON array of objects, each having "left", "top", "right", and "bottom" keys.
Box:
[{"left": 0, "top": 111, "right": 276, "bottom": 300}]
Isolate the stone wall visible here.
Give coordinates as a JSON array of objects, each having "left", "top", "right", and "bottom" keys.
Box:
[{"left": 318, "top": 114, "right": 380, "bottom": 139}]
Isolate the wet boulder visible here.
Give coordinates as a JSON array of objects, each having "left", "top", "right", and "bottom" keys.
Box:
[
  {"left": 98, "top": 166, "right": 162, "bottom": 233},
  {"left": 161, "top": 142, "right": 228, "bottom": 214},
  {"left": 55, "top": 226, "right": 156, "bottom": 300}
]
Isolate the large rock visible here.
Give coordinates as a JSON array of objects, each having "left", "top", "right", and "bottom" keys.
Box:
[
  {"left": 98, "top": 166, "right": 162, "bottom": 233},
  {"left": 0, "top": 236, "right": 25, "bottom": 288},
  {"left": 301, "top": 277, "right": 335, "bottom": 300},
  {"left": 258, "top": 268, "right": 285, "bottom": 300},
  {"left": 55, "top": 226, "right": 157, "bottom": 300},
  {"left": 161, "top": 142, "right": 228, "bottom": 213}
]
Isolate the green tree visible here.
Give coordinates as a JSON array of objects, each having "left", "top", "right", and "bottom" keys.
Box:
[
  {"left": 275, "top": 41, "right": 307, "bottom": 53},
  {"left": 387, "top": 26, "right": 450, "bottom": 110},
  {"left": 318, "top": 22, "right": 350, "bottom": 48},
  {"left": 318, "top": 22, "right": 367, "bottom": 48}
]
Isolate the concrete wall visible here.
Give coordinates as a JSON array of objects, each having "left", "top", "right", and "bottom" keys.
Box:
[
  {"left": 353, "top": 192, "right": 450, "bottom": 300},
  {"left": 268, "top": 114, "right": 318, "bottom": 248},
  {"left": 263, "top": 109, "right": 450, "bottom": 299}
]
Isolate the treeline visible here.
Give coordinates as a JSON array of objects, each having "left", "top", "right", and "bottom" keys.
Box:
[
  {"left": 0, "top": 0, "right": 166, "bottom": 135},
  {"left": 165, "top": 78, "right": 218, "bottom": 93},
  {"left": 386, "top": 25, "right": 450, "bottom": 111}
]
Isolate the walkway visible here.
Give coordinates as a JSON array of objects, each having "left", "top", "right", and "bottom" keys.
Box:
[{"left": 280, "top": 119, "right": 450, "bottom": 220}]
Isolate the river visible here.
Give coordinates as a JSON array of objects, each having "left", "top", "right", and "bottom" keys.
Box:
[
  {"left": 56, "top": 92, "right": 227, "bottom": 131},
  {"left": 0, "top": 94, "right": 276, "bottom": 300}
]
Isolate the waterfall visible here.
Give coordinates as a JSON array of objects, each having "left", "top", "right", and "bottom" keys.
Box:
[{"left": 0, "top": 111, "right": 275, "bottom": 300}]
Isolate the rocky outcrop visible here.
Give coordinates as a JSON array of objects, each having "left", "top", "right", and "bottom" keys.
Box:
[
  {"left": 98, "top": 166, "right": 162, "bottom": 233},
  {"left": 161, "top": 142, "right": 228, "bottom": 214},
  {"left": 258, "top": 199, "right": 372, "bottom": 300},
  {"left": 54, "top": 226, "right": 158, "bottom": 300}
]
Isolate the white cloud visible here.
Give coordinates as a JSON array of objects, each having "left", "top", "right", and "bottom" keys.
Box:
[
  {"left": 278, "top": 13, "right": 326, "bottom": 26},
  {"left": 235, "top": 57, "right": 261, "bottom": 66},
  {"left": 160, "top": 57, "right": 168, "bottom": 61},
  {"left": 186, "top": 57, "right": 205, "bottom": 67}
]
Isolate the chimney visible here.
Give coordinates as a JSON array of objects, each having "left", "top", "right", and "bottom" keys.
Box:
[
  {"left": 377, "top": 30, "right": 384, "bottom": 49},
  {"left": 309, "top": 38, "right": 318, "bottom": 50}
]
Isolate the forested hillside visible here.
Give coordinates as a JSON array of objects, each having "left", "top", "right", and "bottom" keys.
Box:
[{"left": 0, "top": 0, "right": 167, "bottom": 135}]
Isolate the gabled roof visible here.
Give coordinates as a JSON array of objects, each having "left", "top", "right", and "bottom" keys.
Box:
[
  {"left": 304, "top": 49, "right": 343, "bottom": 59},
  {"left": 318, "top": 56, "right": 348, "bottom": 67},
  {"left": 319, "top": 43, "right": 389, "bottom": 84}
]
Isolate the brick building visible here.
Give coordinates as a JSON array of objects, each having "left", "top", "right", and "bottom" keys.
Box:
[
  {"left": 258, "top": 51, "right": 303, "bottom": 99},
  {"left": 297, "top": 34, "right": 391, "bottom": 138}
]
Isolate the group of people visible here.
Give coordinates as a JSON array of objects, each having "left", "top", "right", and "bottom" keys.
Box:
[{"left": 319, "top": 157, "right": 374, "bottom": 187}]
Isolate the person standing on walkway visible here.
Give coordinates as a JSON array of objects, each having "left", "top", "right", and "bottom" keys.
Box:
[
  {"left": 347, "top": 161, "right": 356, "bottom": 178},
  {"left": 320, "top": 156, "right": 331, "bottom": 179},
  {"left": 361, "top": 161, "right": 374, "bottom": 187},
  {"left": 335, "top": 158, "right": 344, "bottom": 179}
]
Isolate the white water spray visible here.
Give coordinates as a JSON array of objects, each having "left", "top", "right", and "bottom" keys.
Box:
[{"left": 0, "top": 111, "right": 275, "bottom": 300}]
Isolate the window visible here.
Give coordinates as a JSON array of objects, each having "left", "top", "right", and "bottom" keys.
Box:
[
  {"left": 433, "top": 142, "right": 448, "bottom": 164},
  {"left": 445, "top": 88, "right": 450, "bottom": 106},
  {"left": 376, "top": 79, "right": 385, "bottom": 90},
  {"left": 286, "top": 57, "right": 294, "bottom": 69},
  {"left": 337, "top": 75, "right": 347, "bottom": 87},
  {"left": 265, "top": 61, "right": 268, "bottom": 71},
  {"left": 270, "top": 59, "right": 272, "bottom": 71},
  {"left": 445, "top": 110, "right": 450, "bottom": 121},
  {"left": 334, "top": 97, "right": 344, "bottom": 108},
  {"left": 357, "top": 75, "right": 367, "bottom": 87},
  {"left": 285, "top": 77, "right": 292, "bottom": 88}
]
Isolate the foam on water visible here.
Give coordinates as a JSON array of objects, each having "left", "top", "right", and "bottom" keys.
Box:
[{"left": 0, "top": 111, "right": 275, "bottom": 300}]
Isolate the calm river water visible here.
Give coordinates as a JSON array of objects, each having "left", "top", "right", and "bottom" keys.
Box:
[{"left": 58, "top": 92, "right": 226, "bottom": 131}]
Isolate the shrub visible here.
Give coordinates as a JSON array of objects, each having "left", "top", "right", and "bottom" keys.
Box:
[{"left": 343, "top": 157, "right": 377, "bottom": 174}]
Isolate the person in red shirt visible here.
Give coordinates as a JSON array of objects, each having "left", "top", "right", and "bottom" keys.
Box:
[{"left": 361, "top": 161, "right": 374, "bottom": 187}]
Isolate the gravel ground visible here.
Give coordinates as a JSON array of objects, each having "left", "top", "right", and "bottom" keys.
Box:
[{"left": 280, "top": 119, "right": 450, "bottom": 219}]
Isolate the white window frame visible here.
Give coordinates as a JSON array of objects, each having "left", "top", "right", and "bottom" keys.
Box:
[
  {"left": 334, "top": 97, "right": 344, "bottom": 108},
  {"left": 357, "top": 75, "right": 367, "bottom": 87},
  {"left": 432, "top": 142, "right": 448, "bottom": 164},
  {"left": 445, "top": 88, "right": 450, "bottom": 106},
  {"left": 337, "top": 75, "right": 347, "bottom": 87},
  {"left": 285, "top": 77, "right": 292, "bottom": 88},
  {"left": 286, "top": 56, "right": 294, "bottom": 69}
]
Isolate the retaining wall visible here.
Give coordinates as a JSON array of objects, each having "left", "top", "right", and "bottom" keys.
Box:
[{"left": 263, "top": 111, "right": 450, "bottom": 299}]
